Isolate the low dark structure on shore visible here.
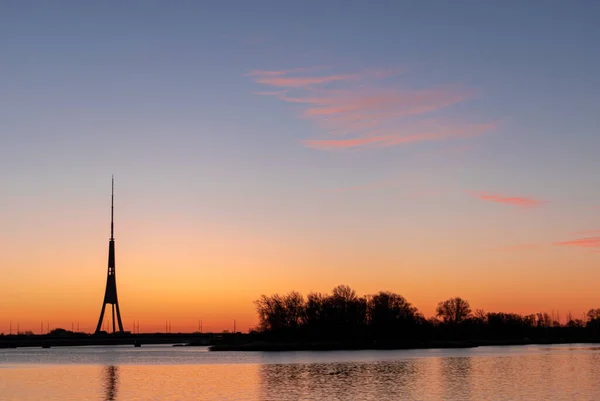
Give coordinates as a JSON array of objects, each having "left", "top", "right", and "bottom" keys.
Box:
[{"left": 0, "top": 330, "right": 237, "bottom": 349}]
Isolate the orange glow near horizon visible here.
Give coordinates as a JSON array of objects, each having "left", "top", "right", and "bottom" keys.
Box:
[{"left": 2, "top": 209, "right": 600, "bottom": 334}]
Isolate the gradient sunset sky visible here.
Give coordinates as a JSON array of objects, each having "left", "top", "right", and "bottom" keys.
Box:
[{"left": 2, "top": 1, "right": 600, "bottom": 333}]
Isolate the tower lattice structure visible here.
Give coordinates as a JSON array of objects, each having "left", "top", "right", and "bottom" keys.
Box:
[{"left": 95, "top": 176, "right": 124, "bottom": 333}]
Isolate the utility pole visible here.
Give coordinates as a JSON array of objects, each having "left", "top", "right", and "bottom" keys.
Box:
[
  {"left": 233, "top": 320, "right": 236, "bottom": 333},
  {"left": 41, "top": 321, "right": 43, "bottom": 335},
  {"left": 9, "top": 321, "right": 12, "bottom": 335}
]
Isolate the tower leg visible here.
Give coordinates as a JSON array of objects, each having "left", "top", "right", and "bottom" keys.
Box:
[
  {"left": 115, "top": 301, "right": 124, "bottom": 332},
  {"left": 96, "top": 302, "right": 107, "bottom": 333},
  {"left": 112, "top": 304, "right": 116, "bottom": 334}
]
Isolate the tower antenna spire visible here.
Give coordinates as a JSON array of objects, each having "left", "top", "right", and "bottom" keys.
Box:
[
  {"left": 111, "top": 175, "right": 114, "bottom": 240},
  {"left": 96, "top": 174, "right": 124, "bottom": 334}
]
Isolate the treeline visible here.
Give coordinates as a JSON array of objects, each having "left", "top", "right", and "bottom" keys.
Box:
[{"left": 254, "top": 285, "right": 600, "bottom": 345}]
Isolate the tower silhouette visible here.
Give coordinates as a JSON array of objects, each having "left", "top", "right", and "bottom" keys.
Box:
[{"left": 95, "top": 176, "right": 124, "bottom": 334}]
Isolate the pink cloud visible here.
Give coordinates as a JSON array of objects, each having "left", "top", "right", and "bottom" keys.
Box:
[
  {"left": 555, "top": 237, "right": 600, "bottom": 249},
  {"left": 305, "top": 135, "right": 389, "bottom": 149},
  {"left": 304, "top": 123, "right": 494, "bottom": 150},
  {"left": 469, "top": 191, "right": 547, "bottom": 208},
  {"left": 302, "top": 87, "right": 471, "bottom": 118},
  {"left": 247, "top": 66, "right": 493, "bottom": 150},
  {"left": 246, "top": 67, "right": 329, "bottom": 77},
  {"left": 254, "top": 74, "right": 357, "bottom": 88}
]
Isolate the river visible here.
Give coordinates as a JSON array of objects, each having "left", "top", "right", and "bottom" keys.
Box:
[{"left": 1, "top": 344, "right": 599, "bottom": 400}]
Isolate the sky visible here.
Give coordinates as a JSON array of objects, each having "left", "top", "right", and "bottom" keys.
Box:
[{"left": 1, "top": 1, "right": 600, "bottom": 334}]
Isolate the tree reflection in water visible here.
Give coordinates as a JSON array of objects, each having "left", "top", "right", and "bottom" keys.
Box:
[
  {"left": 440, "top": 357, "right": 472, "bottom": 399},
  {"left": 259, "top": 361, "right": 424, "bottom": 400},
  {"left": 103, "top": 365, "right": 119, "bottom": 401}
]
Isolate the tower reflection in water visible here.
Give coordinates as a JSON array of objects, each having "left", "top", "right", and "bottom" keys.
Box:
[{"left": 103, "top": 365, "right": 119, "bottom": 401}]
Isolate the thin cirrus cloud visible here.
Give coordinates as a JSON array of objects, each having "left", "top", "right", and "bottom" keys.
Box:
[
  {"left": 554, "top": 236, "right": 600, "bottom": 251},
  {"left": 254, "top": 74, "right": 357, "bottom": 88},
  {"left": 469, "top": 191, "right": 547, "bottom": 208},
  {"left": 247, "top": 67, "right": 495, "bottom": 150},
  {"left": 305, "top": 122, "right": 494, "bottom": 150}
]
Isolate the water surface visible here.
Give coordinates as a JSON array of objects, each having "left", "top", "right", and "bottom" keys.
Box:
[{"left": 1, "top": 344, "right": 599, "bottom": 400}]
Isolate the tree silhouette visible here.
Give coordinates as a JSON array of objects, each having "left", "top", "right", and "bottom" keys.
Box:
[
  {"left": 252, "top": 286, "right": 600, "bottom": 347},
  {"left": 368, "top": 291, "right": 420, "bottom": 341},
  {"left": 327, "top": 285, "right": 367, "bottom": 340},
  {"left": 255, "top": 294, "right": 287, "bottom": 333},
  {"left": 436, "top": 297, "right": 472, "bottom": 324},
  {"left": 587, "top": 308, "right": 600, "bottom": 321},
  {"left": 586, "top": 308, "right": 600, "bottom": 334}
]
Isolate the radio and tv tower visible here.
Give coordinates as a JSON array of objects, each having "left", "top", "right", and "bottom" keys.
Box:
[{"left": 95, "top": 176, "right": 124, "bottom": 333}]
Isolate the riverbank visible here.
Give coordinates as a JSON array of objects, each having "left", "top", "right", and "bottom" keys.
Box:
[
  {"left": 4, "top": 333, "right": 599, "bottom": 351},
  {"left": 0, "top": 332, "right": 227, "bottom": 349},
  {"left": 208, "top": 338, "right": 600, "bottom": 351},
  {"left": 208, "top": 340, "right": 475, "bottom": 351}
]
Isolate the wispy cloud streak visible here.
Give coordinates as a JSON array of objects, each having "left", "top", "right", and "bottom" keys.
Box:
[
  {"left": 555, "top": 237, "right": 600, "bottom": 249},
  {"left": 469, "top": 191, "right": 547, "bottom": 208},
  {"left": 247, "top": 66, "right": 494, "bottom": 150},
  {"left": 305, "top": 122, "right": 494, "bottom": 150},
  {"left": 255, "top": 74, "right": 357, "bottom": 88}
]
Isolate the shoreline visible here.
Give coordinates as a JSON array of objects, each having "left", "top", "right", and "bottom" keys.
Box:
[
  {"left": 208, "top": 338, "right": 600, "bottom": 352},
  {"left": 0, "top": 333, "right": 219, "bottom": 349},
  {"left": 3, "top": 333, "right": 600, "bottom": 351},
  {"left": 207, "top": 340, "right": 475, "bottom": 351}
]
